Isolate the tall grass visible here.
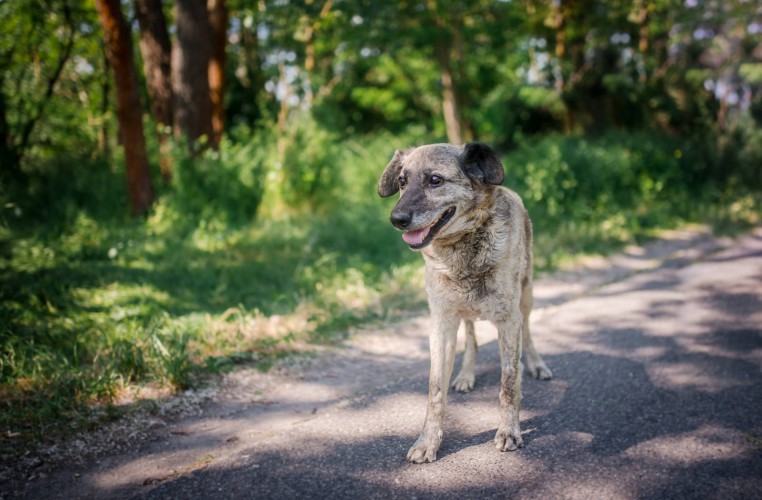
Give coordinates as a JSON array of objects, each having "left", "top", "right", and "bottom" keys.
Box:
[{"left": 1, "top": 124, "right": 760, "bottom": 446}]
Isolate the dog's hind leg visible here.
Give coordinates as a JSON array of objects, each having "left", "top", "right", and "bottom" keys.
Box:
[
  {"left": 520, "top": 278, "right": 553, "bottom": 380},
  {"left": 451, "top": 320, "right": 477, "bottom": 392}
]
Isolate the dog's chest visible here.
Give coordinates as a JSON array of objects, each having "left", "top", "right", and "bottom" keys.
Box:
[
  {"left": 425, "top": 252, "right": 513, "bottom": 318},
  {"left": 423, "top": 210, "right": 524, "bottom": 318}
]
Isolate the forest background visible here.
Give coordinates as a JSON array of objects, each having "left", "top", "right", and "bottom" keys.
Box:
[{"left": 1, "top": 0, "right": 761, "bottom": 448}]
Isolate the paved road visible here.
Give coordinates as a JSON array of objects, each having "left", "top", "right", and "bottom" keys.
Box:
[{"left": 13, "top": 229, "right": 762, "bottom": 499}]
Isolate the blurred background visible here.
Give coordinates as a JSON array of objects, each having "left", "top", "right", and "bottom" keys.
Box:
[{"left": 1, "top": 0, "right": 760, "bottom": 441}]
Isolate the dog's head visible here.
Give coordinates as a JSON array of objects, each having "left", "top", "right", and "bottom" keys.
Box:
[{"left": 378, "top": 142, "right": 505, "bottom": 250}]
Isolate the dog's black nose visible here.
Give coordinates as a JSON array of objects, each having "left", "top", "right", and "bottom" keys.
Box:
[{"left": 391, "top": 211, "right": 412, "bottom": 229}]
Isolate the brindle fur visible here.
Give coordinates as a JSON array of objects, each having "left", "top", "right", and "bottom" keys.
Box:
[{"left": 378, "top": 142, "right": 552, "bottom": 464}]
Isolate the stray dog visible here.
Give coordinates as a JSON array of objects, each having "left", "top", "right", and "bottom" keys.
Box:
[{"left": 378, "top": 142, "right": 552, "bottom": 463}]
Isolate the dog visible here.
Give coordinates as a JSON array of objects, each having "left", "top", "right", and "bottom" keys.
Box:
[{"left": 378, "top": 142, "right": 552, "bottom": 463}]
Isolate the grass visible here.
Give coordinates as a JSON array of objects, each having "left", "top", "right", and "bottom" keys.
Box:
[
  {"left": 0, "top": 204, "right": 428, "bottom": 437},
  {"left": 1, "top": 127, "right": 760, "bottom": 455}
]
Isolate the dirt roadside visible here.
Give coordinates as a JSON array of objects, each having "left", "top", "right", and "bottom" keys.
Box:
[{"left": 3, "top": 225, "right": 760, "bottom": 499}]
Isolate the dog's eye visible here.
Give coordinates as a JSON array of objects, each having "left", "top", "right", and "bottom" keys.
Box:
[
  {"left": 430, "top": 175, "right": 443, "bottom": 186},
  {"left": 398, "top": 175, "right": 407, "bottom": 188}
]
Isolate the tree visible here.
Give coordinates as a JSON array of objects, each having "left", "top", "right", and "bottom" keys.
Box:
[
  {"left": 95, "top": 0, "right": 155, "bottom": 215},
  {"left": 422, "top": 0, "right": 469, "bottom": 144},
  {"left": 287, "top": 0, "right": 520, "bottom": 142},
  {"left": 135, "top": 0, "right": 173, "bottom": 180},
  {"left": 173, "top": 0, "right": 214, "bottom": 150},
  {"left": 208, "top": 0, "right": 228, "bottom": 147}
]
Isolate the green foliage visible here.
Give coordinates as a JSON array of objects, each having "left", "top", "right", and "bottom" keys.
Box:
[
  {"left": 279, "top": 115, "right": 340, "bottom": 206},
  {"left": 479, "top": 83, "right": 568, "bottom": 147},
  {"left": 0, "top": 0, "right": 104, "bottom": 170},
  {"left": 160, "top": 133, "right": 268, "bottom": 231},
  {"left": 740, "top": 64, "right": 762, "bottom": 85},
  {"left": 505, "top": 129, "right": 760, "bottom": 268}
]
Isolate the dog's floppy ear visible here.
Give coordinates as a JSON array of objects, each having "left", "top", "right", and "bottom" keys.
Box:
[
  {"left": 378, "top": 149, "right": 407, "bottom": 197},
  {"left": 462, "top": 142, "right": 505, "bottom": 185}
]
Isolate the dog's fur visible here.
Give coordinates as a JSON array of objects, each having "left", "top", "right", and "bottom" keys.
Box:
[{"left": 378, "top": 142, "right": 552, "bottom": 463}]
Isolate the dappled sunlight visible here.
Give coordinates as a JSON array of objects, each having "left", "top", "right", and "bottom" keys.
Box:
[
  {"left": 71, "top": 283, "right": 173, "bottom": 317},
  {"left": 648, "top": 360, "right": 755, "bottom": 392},
  {"left": 78, "top": 390, "right": 422, "bottom": 495},
  {"left": 533, "top": 474, "right": 631, "bottom": 500},
  {"left": 623, "top": 425, "right": 751, "bottom": 466},
  {"left": 198, "top": 303, "right": 319, "bottom": 349},
  {"left": 87, "top": 445, "right": 224, "bottom": 492}
]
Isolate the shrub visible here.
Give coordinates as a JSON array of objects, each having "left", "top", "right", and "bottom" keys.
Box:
[{"left": 158, "top": 134, "right": 268, "bottom": 233}]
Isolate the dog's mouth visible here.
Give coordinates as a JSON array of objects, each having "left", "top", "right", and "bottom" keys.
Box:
[{"left": 402, "top": 207, "right": 456, "bottom": 249}]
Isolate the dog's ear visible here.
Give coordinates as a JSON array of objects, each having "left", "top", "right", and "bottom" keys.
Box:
[
  {"left": 462, "top": 142, "right": 505, "bottom": 185},
  {"left": 378, "top": 149, "right": 407, "bottom": 197}
]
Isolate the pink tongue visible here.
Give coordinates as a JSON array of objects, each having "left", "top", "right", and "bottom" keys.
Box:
[{"left": 402, "top": 226, "right": 431, "bottom": 245}]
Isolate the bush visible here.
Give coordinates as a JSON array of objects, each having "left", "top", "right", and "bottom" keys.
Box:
[
  {"left": 159, "top": 134, "right": 268, "bottom": 233},
  {"left": 507, "top": 131, "right": 686, "bottom": 221},
  {"left": 502, "top": 129, "right": 760, "bottom": 267},
  {"left": 278, "top": 115, "right": 341, "bottom": 208}
]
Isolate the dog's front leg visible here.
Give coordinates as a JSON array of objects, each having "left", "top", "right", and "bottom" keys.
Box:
[
  {"left": 407, "top": 311, "right": 460, "bottom": 463},
  {"left": 495, "top": 315, "right": 524, "bottom": 452}
]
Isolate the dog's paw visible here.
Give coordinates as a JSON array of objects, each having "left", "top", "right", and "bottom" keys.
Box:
[
  {"left": 406, "top": 436, "right": 440, "bottom": 463},
  {"left": 526, "top": 361, "right": 553, "bottom": 380},
  {"left": 495, "top": 426, "right": 524, "bottom": 452},
  {"left": 451, "top": 372, "right": 475, "bottom": 393},
  {"left": 532, "top": 365, "right": 553, "bottom": 380}
]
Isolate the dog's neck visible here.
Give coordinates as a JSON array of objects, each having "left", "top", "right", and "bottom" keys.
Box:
[{"left": 422, "top": 190, "right": 500, "bottom": 273}]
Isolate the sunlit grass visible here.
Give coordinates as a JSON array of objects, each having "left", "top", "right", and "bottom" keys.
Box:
[{"left": 0, "top": 194, "right": 426, "bottom": 448}]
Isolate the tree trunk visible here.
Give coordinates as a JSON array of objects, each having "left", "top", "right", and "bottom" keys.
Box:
[
  {"left": 426, "top": 0, "right": 465, "bottom": 145},
  {"left": 135, "top": 0, "right": 172, "bottom": 130},
  {"left": 95, "top": 0, "right": 155, "bottom": 215},
  {"left": 173, "top": 0, "right": 214, "bottom": 150},
  {"left": 451, "top": 26, "right": 472, "bottom": 142},
  {"left": 0, "top": 77, "right": 15, "bottom": 172},
  {"left": 302, "top": 0, "right": 333, "bottom": 107},
  {"left": 99, "top": 44, "right": 110, "bottom": 158},
  {"left": 134, "top": 0, "right": 173, "bottom": 179},
  {"left": 435, "top": 42, "right": 464, "bottom": 145},
  {"left": 207, "top": 0, "right": 227, "bottom": 147}
]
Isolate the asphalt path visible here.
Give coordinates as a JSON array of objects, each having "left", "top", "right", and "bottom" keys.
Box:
[{"left": 12, "top": 228, "right": 762, "bottom": 499}]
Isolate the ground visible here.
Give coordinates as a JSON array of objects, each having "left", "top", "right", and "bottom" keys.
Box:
[{"left": 4, "top": 227, "right": 762, "bottom": 499}]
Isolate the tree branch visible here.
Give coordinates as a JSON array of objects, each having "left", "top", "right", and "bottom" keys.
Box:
[{"left": 15, "top": 0, "right": 76, "bottom": 166}]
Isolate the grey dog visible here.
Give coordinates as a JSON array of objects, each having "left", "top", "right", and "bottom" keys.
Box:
[{"left": 378, "top": 142, "right": 552, "bottom": 463}]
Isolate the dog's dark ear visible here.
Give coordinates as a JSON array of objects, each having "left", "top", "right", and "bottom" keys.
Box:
[
  {"left": 462, "top": 142, "right": 505, "bottom": 185},
  {"left": 378, "top": 149, "right": 407, "bottom": 197}
]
